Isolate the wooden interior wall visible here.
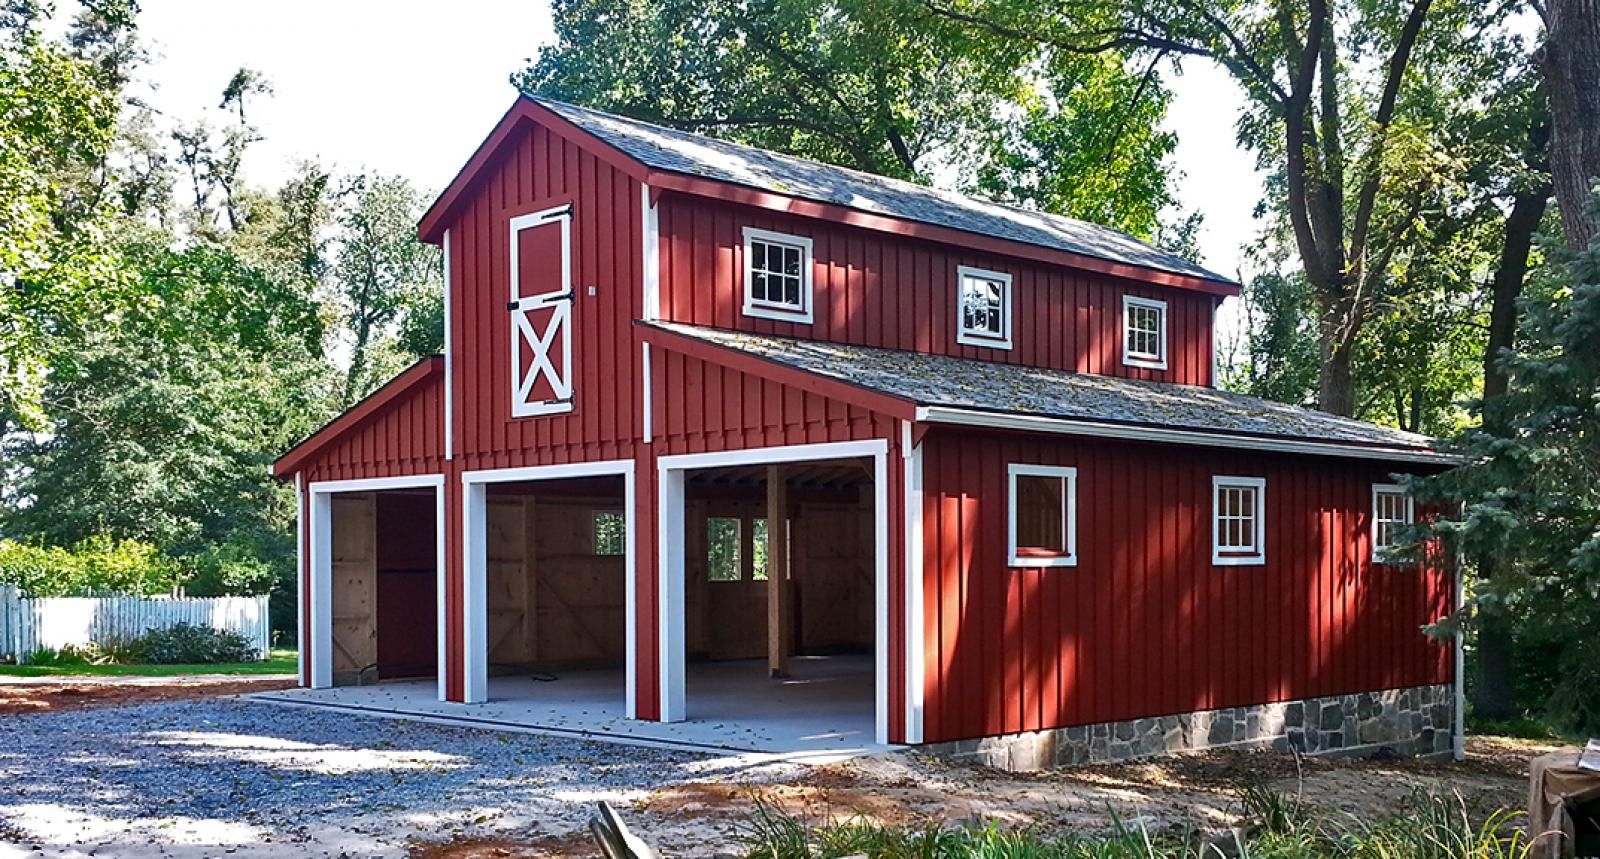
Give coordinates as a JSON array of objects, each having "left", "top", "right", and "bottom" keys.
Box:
[
  {"left": 330, "top": 494, "right": 376, "bottom": 684},
  {"left": 796, "top": 502, "right": 874, "bottom": 652},
  {"left": 681, "top": 486, "right": 874, "bottom": 662},
  {"left": 918, "top": 428, "right": 1455, "bottom": 744},
  {"left": 484, "top": 494, "right": 628, "bottom": 670},
  {"left": 658, "top": 194, "right": 1218, "bottom": 387}
]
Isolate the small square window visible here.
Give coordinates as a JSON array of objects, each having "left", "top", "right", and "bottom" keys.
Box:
[
  {"left": 743, "top": 227, "right": 813, "bottom": 323},
  {"left": 1372, "top": 484, "right": 1415, "bottom": 563},
  {"left": 1213, "top": 476, "right": 1265, "bottom": 565},
  {"left": 592, "top": 510, "right": 625, "bottom": 556},
  {"left": 956, "top": 266, "right": 1013, "bottom": 350},
  {"left": 1123, "top": 295, "right": 1168, "bottom": 369},
  {"left": 707, "top": 516, "right": 742, "bottom": 581},
  {"left": 1008, "top": 464, "right": 1077, "bottom": 567}
]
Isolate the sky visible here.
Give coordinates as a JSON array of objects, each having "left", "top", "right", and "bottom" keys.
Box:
[{"left": 129, "top": 1, "right": 1266, "bottom": 285}]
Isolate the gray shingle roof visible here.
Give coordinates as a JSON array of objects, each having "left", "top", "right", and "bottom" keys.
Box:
[
  {"left": 533, "top": 96, "right": 1238, "bottom": 287},
  {"left": 649, "top": 321, "right": 1441, "bottom": 455}
]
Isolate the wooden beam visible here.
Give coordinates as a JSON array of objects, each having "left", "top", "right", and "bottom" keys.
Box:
[{"left": 766, "top": 465, "right": 792, "bottom": 678}]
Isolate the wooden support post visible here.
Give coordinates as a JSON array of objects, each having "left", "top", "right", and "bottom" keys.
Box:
[{"left": 766, "top": 465, "right": 791, "bottom": 678}]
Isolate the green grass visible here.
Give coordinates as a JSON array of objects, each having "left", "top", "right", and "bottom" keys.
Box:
[{"left": 0, "top": 649, "right": 297, "bottom": 678}]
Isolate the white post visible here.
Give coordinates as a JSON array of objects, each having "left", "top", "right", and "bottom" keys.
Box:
[
  {"left": 657, "top": 466, "right": 686, "bottom": 722},
  {"left": 462, "top": 480, "right": 488, "bottom": 704},
  {"left": 309, "top": 491, "right": 333, "bottom": 689}
]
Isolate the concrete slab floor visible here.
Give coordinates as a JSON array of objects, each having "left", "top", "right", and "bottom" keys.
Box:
[{"left": 251, "top": 654, "right": 890, "bottom": 762}]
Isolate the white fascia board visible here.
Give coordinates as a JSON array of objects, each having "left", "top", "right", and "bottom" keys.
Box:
[{"left": 915, "top": 406, "right": 1459, "bottom": 466}]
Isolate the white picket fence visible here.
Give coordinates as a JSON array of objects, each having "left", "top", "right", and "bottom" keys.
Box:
[{"left": 0, "top": 585, "right": 270, "bottom": 663}]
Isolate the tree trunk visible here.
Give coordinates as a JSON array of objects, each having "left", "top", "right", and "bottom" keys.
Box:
[
  {"left": 1316, "top": 302, "right": 1356, "bottom": 415},
  {"left": 1540, "top": 0, "right": 1600, "bottom": 250},
  {"left": 1473, "top": 184, "right": 1550, "bottom": 723}
]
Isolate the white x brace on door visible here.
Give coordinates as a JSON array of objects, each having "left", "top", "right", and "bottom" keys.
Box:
[{"left": 508, "top": 204, "right": 574, "bottom": 417}]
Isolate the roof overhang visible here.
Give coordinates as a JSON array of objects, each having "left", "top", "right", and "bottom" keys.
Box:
[
  {"left": 917, "top": 406, "right": 1461, "bottom": 466},
  {"left": 272, "top": 356, "right": 444, "bottom": 479},
  {"left": 638, "top": 321, "right": 918, "bottom": 420},
  {"left": 417, "top": 94, "right": 1239, "bottom": 296}
]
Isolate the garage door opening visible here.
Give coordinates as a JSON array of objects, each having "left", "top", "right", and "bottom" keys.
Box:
[
  {"left": 479, "top": 475, "right": 629, "bottom": 705},
  {"left": 681, "top": 459, "right": 876, "bottom": 737},
  {"left": 658, "top": 439, "right": 890, "bottom": 748},
  {"left": 326, "top": 488, "right": 439, "bottom": 687}
]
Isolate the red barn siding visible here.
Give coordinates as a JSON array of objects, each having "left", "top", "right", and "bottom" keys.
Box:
[
  {"left": 444, "top": 120, "right": 646, "bottom": 472},
  {"left": 657, "top": 195, "right": 1218, "bottom": 387},
  {"left": 918, "top": 427, "right": 1453, "bottom": 744},
  {"left": 299, "top": 374, "right": 447, "bottom": 484}
]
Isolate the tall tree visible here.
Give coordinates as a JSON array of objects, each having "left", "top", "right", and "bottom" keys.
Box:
[
  {"left": 331, "top": 173, "right": 442, "bottom": 406},
  {"left": 1533, "top": 0, "right": 1600, "bottom": 250},
  {"left": 518, "top": 0, "right": 1184, "bottom": 238},
  {"left": 0, "top": 7, "right": 124, "bottom": 429},
  {"left": 927, "top": 0, "right": 1522, "bottom": 416}
]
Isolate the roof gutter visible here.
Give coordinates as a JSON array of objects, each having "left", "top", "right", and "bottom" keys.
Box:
[{"left": 915, "top": 406, "right": 1461, "bottom": 466}]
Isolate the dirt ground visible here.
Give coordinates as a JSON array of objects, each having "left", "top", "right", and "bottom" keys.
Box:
[
  {"left": 0, "top": 675, "right": 296, "bottom": 714},
  {"left": 415, "top": 735, "right": 1562, "bottom": 858}
]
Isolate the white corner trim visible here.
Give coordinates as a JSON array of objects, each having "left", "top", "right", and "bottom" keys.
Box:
[
  {"left": 641, "top": 184, "right": 660, "bottom": 322},
  {"left": 294, "top": 472, "right": 306, "bottom": 687},
  {"left": 954, "top": 265, "right": 1013, "bottom": 351},
  {"left": 443, "top": 227, "right": 454, "bottom": 460},
  {"left": 1122, "top": 294, "right": 1169, "bottom": 370},
  {"left": 1006, "top": 463, "right": 1079, "bottom": 568},
  {"left": 435, "top": 480, "right": 449, "bottom": 703},
  {"left": 1211, "top": 475, "right": 1266, "bottom": 566},
  {"left": 741, "top": 226, "right": 814, "bottom": 324},
  {"left": 903, "top": 423, "right": 925, "bottom": 744},
  {"left": 641, "top": 342, "right": 654, "bottom": 444},
  {"left": 914, "top": 406, "right": 1459, "bottom": 466}
]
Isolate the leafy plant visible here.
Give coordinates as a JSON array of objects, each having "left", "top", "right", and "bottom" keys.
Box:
[{"left": 114, "top": 623, "right": 259, "bottom": 664}]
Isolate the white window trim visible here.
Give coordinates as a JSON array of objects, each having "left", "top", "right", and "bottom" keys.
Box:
[
  {"left": 1371, "top": 483, "right": 1415, "bottom": 563},
  {"left": 955, "top": 265, "right": 1013, "bottom": 350},
  {"left": 1122, "top": 294, "right": 1169, "bottom": 370},
  {"left": 1007, "top": 464, "right": 1078, "bottom": 568},
  {"left": 1212, "top": 475, "right": 1266, "bottom": 566},
  {"left": 741, "top": 226, "right": 814, "bottom": 324}
]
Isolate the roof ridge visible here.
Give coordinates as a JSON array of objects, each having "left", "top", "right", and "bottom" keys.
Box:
[{"left": 526, "top": 93, "right": 1236, "bottom": 286}]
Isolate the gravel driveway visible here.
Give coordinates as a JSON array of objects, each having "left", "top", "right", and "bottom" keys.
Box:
[{"left": 0, "top": 698, "right": 736, "bottom": 857}]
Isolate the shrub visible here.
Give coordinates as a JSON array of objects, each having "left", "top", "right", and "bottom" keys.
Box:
[
  {"left": 119, "top": 623, "right": 259, "bottom": 664},
  {"left": 0, "top": 537, "right": 181, "bottom": 596}
]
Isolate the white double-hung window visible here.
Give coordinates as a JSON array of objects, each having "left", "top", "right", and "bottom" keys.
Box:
[
  {"left": 1212, "top": 476, "right": 1265, "bottom": 565},
  {"left": 742, "top": 227, "right": 813, "bottom": 323},
  {"left": 1122, "top": 294, "right": 1168, "bottom": 369},
  {"left": 956, "top": 265, "right": 1013, "bottom": 349},
  {"left": 1371, "top": 484, "right": 1415, "bottom": 563},
  {"left": 1007, "top": 464, "right": 1077, "bottom": 567}
]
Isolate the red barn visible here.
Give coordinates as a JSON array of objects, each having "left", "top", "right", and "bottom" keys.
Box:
[{"left": 272, "top": 95, "right": 1460, "bottom": 768}]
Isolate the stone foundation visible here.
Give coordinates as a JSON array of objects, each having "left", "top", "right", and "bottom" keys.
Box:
[{"left": 925, "top": 683, "right": 1456, "bottom": 772}]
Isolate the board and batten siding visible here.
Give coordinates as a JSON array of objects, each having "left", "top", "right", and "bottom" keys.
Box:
[
  {"left": 656, "top": 195, "right": 1219, "bottom": 387},
  {"left": 443, "top": 120, "right": 645, "bottom": 471},
  {"left": 916, "top": 428, "right": 1453, "bottom": 744}
]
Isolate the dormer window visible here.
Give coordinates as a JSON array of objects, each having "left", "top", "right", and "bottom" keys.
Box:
[
  {"left": 956, "top": 266, "right": 1013, "bottom": 350},
  {"left": 1122, "top": 295, "right": 1168, "bottom": 369},
  {"left": 742, "top": 227, "right": 813, "bottom": 323}
]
